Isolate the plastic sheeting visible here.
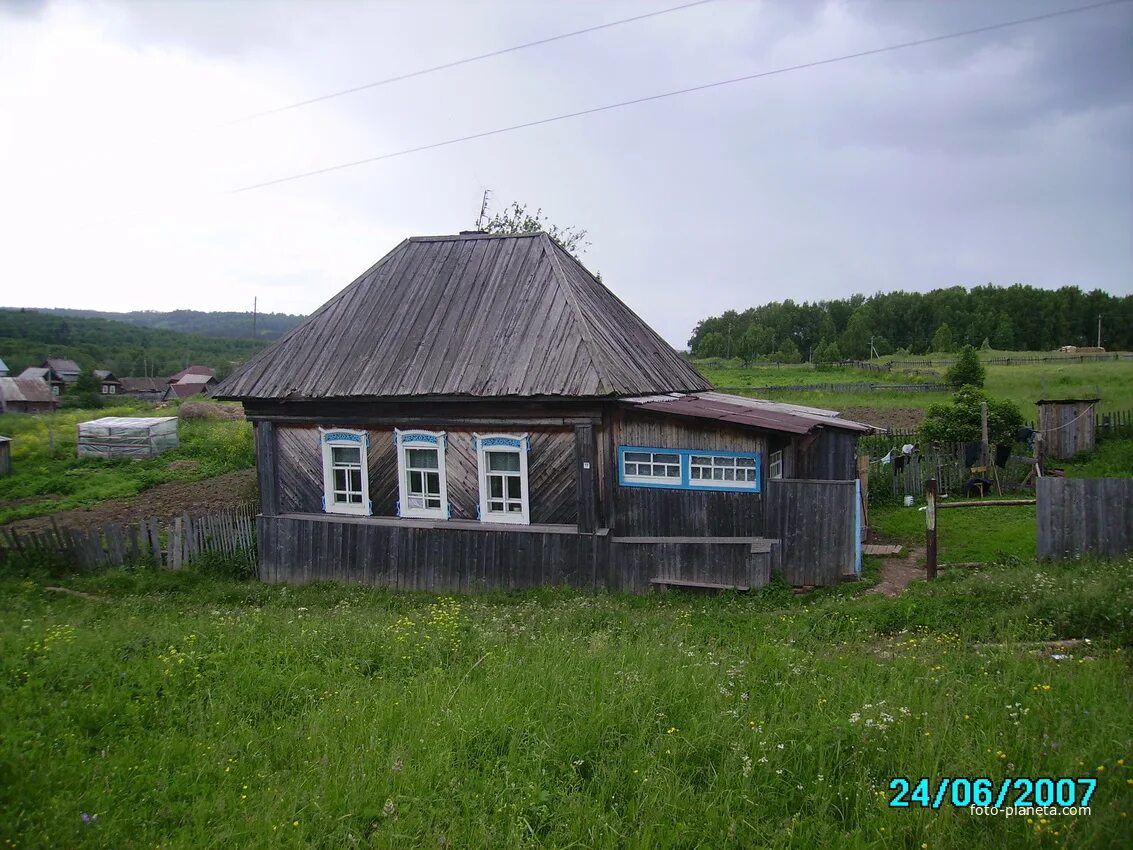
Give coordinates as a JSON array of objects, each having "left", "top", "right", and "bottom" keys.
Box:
[{"left": 77, "top": 416, "right": 179, "bottom": 458}]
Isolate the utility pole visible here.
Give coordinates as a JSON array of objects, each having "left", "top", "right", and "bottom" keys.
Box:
[
  {"left": 926, "top": 479, "right": 937, "bottom": 580},
  {"left": 1097, "top": 314, "right": 1102, "bottom": 348},
  {"left": 253, "top": 296, "right": 258, "bottom": 340}
]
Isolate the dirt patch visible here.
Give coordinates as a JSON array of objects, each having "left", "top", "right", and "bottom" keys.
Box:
[
  {"left": 2, "top": 470, "right": 257, "bottom": 534},
  {"left": 867, "top": 547, "right": 925, "bottom": 597},
  {"left": 842, "top": 406, "right": 925, "bottom": 431}
]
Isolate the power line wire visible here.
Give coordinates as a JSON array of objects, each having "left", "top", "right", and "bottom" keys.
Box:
[
  {"left": 230, "top": 0, "right": 1130, "bottom": 193},
  {"left": 230, "top": 0, "right": 717, "bottom": 123}
]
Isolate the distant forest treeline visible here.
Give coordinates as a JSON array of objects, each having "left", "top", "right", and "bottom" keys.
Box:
[
  {"left": 0, "top": 309, "right": 270, "bottom": 379},
  {"left": 28, "top": 308, "right": 306, "bottom": 341},
  {"left": 688, "top": 285, "right": 1133, "bottom": 361}
]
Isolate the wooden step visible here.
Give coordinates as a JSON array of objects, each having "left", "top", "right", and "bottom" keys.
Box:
[{"left": 650, "top": 578, "right": 750, "bottom": 591}]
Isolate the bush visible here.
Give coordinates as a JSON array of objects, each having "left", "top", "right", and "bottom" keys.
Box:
[{"left": 919, "top": 386, "right": 1024, "bottom": 444}]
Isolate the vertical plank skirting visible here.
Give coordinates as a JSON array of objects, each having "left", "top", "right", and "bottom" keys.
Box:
[{"left": 255, "top": 421, "right": 280, "bottom": 516}]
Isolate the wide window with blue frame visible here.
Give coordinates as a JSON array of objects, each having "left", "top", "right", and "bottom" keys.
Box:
[{"left": 618, "top": 446, "right": 761, "bottom": 492}]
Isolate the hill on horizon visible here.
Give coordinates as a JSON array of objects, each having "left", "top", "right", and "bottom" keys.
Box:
[{"left": 14, "top": 307, "right": 306, "bottom": 342}]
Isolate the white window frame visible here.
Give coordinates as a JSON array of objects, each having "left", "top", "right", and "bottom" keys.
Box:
[
  {"left": 319, "top": 428, "right": 371, "bottom": 516},
  {"left": 769, "top": 450, "right": 784, "bottom": 480},
  {"left": 620, "top": 448, "right": 682, "bottom": 486},
  {"left": 108, "top": 384, "right": 116, "bottom": 394},
  {"left": 688, "top": 453, "right": 759, "bottom": 489},
  {"left": 101, "top": 384, "right": 109, "bottom": 394},
  {"left": 474, "top": 433, "right": 530, "bottom": 525},
  {"left": 395, "top": 429, "right": 449, "bottom": 519}
]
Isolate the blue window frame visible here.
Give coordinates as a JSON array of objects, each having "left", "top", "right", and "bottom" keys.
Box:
[{"left": 617, "top": 446, "right": 762, "bottom": 493}]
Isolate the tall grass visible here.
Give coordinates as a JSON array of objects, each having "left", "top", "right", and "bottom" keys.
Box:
[{"left": 1, "top": 560, "right": 1130, "bottom": 848}]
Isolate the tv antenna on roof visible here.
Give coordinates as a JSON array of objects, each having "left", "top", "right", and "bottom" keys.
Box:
[{"left": 474, "top": 189, "right": 492, "bottom": 230}]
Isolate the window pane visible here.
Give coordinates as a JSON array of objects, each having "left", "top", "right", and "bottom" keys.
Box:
[
  {"left": 489, "top": 477, "right": 503, "bottom": 498},
  {"left": 655, "top": 453, "right": 679, "bottom": 465},
  {"left": 409, "top": 471, "right": 423, "bottom": 493},
  {"left": 488, "top": 451, "right": 520, "bottom": 472},
  {"left": 691, "top": 455, "right": 711, "bottom": 465},
  {"left": 690, "top": 467, "right": 702, "bottom": 479},
  {"left": 348, "top": 492, "right": 362, "bottom": 504},
  {"left": 348, "top": 469, "right": 361, "bottom": 490},
  {"left": 334, "top": 469, "right": 347, "bottom": 490},
  {"left": 507, "top": 503, "right": 522, "bottom": 513},
  {"left": 489, "top": 500, "right": 504, "bottom": 512},
  {"left": 407, "top": 448, "right": 438, "bottom": 469},
  {"left": 507, "top": 477, "right": 522, "bottom": 499},
  {"left": 724, "top": 468, "right": 736, "bottom": 481},
  {"left": 736, "top": 457, "right": 754, "bottom": 467},
  {"left": 425, "top": 472, "right": 440, "bottom": 496},
  {"left": 625, "top": 452, "right": 650, "bottom": 463},
  {"left": 332, "top": 446, "right": 360, "bottom": 465},
  {"left": 426, "top": 496, "right": 441, "bottom": 509}
]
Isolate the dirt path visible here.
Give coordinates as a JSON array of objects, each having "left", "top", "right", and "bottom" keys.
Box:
[
  {"left": 2, "top": 469, "right": 257, "bottom": 534},
  {"left": 867, "top": 547, "right": 926, "bottom": 596}
]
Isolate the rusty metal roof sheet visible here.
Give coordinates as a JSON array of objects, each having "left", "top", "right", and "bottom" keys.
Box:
[{"left": 621, "top": 391, "right": 872, "bottom": 435}]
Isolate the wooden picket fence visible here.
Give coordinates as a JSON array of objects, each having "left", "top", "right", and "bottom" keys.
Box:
[{"left": 0, "top": 503, "right": 257, "bottom": 574}]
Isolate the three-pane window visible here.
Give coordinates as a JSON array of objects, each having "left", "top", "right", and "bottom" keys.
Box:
[
  {"left": 320, "top": 429, "right": 371, "bottom": 516},
  {"left": 475, "top": 435, "right": 530, "bottom": 524},
  {"left": 396, "top": 430, "right": 449, "bottom": 519}
]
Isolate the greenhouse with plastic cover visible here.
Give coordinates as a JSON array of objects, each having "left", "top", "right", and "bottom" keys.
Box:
[{"left": 77, "top": 417, "right": 179, "bottom": 459}]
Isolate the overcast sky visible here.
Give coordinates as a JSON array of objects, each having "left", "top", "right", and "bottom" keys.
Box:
[{"left": 1, "top": 0, "right": 1130, "bottom": 347}]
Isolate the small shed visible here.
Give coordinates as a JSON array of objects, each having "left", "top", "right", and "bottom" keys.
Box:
[
  {"left": 0, "top": 436, "right": 10, "bottom": 476},
  {"left": 1036, "top": 398, "right": 1098, "bottom": 460},
  {"left": 77, "top": 416, "right": 179, "bottom": 458}
]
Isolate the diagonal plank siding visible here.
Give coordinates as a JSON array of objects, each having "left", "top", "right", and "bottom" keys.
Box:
[
  {"left": 1037, "top": 478, "right": 1133, "bottom": 559},
  {"left": 273, "top": 424, "right": 577, "bottom": 524}
]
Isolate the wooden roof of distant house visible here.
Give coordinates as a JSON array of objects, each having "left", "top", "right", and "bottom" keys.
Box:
[
  {"left": 45, "top": 358, "right": 81, "bottom": 378},
  {"left": 120, "top": 377, "right": 171, "bottom": 393},
  {"left": 18, "top": 366, "right": 59, "bottom": 382},
  {"left": 93, "top": 370, "right": 120, "bottom": 382},
  {"left": 170, "top": 365, "right": 216, "bottom": 383},
  {"left": 0, "top": 376, "right": 57, "bottom": 404},
  {"left": 0, "top": 357, "right": 8, "bottom": 374},
  {"left": 217, "top": 232, "right": 710, "bottom": 401}
]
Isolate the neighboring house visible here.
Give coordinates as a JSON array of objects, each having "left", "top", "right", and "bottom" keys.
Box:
[
  {"left": 93, "top": 370, "right": 123, "bottom": 396},
  {"left": 163, "top": 373, "right": 218, "bottom": 401},
  {"left": 0, "top": 376, "right": 59, "bottom": 413},
  {"left": 217, "top": 231, "right": 870, "bottom": 593},
  {"left": 0, "top": 357, "right": 9, "bottom": 377},
  {"left": 18, "top": 366, "right": 65, "bottom": 396},
  {"left": 119, "top": 377, "right": 171, "bottom": 400},
  {"left": 169, "top": 365, "right": 216, "bottom": 383},
  {"left": 44, "top": 358, "right": 82, "bottom": 384}
]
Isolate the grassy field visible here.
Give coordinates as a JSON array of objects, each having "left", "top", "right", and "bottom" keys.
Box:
[
  {"left": 0, "top": 404, "right": 253, "bottom": 524},
  {"left": 1, "top": 558, "right": 1130, "bottom": 849},
  {"left": 694, "top": 356, "right": 1133, "bottom": 416},
  {"left": 872, "top": 503, "right": 1037, "bottom": 564}
]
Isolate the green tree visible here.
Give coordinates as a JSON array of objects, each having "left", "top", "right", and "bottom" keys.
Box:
[
  {"left": 738, "top": 324, "right": 774, "bottom": 362},
  {"left": 919, "top": 387, "right": 1024, "bottom": 444},
  {"left": 839, "top": 308, "right": 872, "bottom": 360},
  {"left": 63, "top": 369, "right": 105, "bottom": 409},
  {"left": 991, "top": 313, "right": 1015, "bottom": 350},
  {"left": 812, "top": 339, "right": 841, "bottom": 369},
  {"left": 775, "top": 338, "right": 801, "bottom": 364},
  {"left": 945, "top": 344, "right": 985, "bottom": 389},
  {"left": 932, "top": 322, "right": 955, "bottom": 353},
  {"left": 482, "top": 201, "right": 589, "bottom": 259},
  {"left": 696, "top": 332, "right": 728, "bottom": 359}
]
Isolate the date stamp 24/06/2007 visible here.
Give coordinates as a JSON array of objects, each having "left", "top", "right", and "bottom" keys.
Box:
[{"left": 888, "top": 777, "right": 1096, "bottom": 813}]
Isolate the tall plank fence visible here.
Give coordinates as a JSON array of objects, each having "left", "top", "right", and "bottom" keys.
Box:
[
  {"left": 1037, "top": 478, "right": 1133, "bottom": 561},
  {"left": 765, "top": 479, "right": 859, "bottom": 585},
  {"left": 0, "top": 504, "right": 257, "bottom": 574}
]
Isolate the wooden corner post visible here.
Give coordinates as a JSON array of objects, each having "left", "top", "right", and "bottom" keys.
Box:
[
  {"left": 254, "top": 421, "right": 279, "bottom": 517},
  {"left": 925, "top": 478, "right": 937, "bottom": 580}
]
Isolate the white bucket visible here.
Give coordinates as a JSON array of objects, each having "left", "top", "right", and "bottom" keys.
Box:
[{"left": 904, "top": 495, "right": 914, "bottom": 507}]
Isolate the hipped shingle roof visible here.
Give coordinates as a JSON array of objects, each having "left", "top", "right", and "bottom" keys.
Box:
[{"left": 217, "top": 232, "right": 709, "bottom": 400}]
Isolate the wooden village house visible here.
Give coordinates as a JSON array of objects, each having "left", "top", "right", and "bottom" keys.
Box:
[{"left": 217, "top": 232, "right": 870, "bottom": 593}]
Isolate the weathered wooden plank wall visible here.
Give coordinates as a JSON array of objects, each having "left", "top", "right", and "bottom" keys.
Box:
[
  {"left": 765, "top": 479, "right": 857, "bottom": 586},
  {"left": 613, "top": 410, "right": 767, "bottom": 536},
  {"left": 1037, "top": 478, "right": 1133, "bottom": 560},
  {"left": 794, "top": 430, "right": 858, "bottom": 481},
  {"left": 258, "top": 515, "right": 601, "bottom": 592},
  {"left": 257, "top": 515, "right": 779, "bottom": 594},
  {"left": 1038, "top": 402, "right": 1097, "bottom": 460}
]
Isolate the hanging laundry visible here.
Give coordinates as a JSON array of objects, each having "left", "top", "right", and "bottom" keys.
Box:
[
  {"left": 994, "top": 444, "right": 1011, "bottom": 468},
  {"left": 963, "top": 442, "right": 981, "bottom": 466}
]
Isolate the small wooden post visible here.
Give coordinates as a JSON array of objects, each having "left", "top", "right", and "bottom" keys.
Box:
[
  {"left": 926, "top": 478, "right": 938, "bottom": 581},
  {"left": 980, "top": 401, "right": 990, "bottom": 468}
]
